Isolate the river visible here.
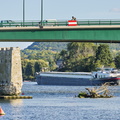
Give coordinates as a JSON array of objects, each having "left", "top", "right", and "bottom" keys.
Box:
[{"left": 0, "top": 82, "right": 120, "bottom": 120}]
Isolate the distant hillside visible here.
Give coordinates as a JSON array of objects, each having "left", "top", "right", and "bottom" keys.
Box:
[
  {"left": 25, "top": 42, "right": 120, "bottom": 52},
  {"left": 25, "top": 42, "right": 68, "bottom": 51}
]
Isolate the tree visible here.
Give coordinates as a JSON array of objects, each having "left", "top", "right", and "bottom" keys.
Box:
[
  {"left": 115, "top": 53, "right": 120, "bottom": 69},
  {"left": 34, "top": 60, "right": 49, "bottom": 72},
  {"left": 25, "top": 60, "right": 35, "bottom": 79},
  {"left": 59, "top": 42, "right": 96, "bottom": 72},
  {"left": 21, "top": 49, "right": 58, "bottom": 71},
  {"left": 95, "top": 44, "right": 115, "bottom": 68},
  {"left": 21, "top": 59, "right": 29, "bottom": 80},
  {"left": 67, "top": 42, "right": 96, "bottom": 59},
  {"left": 21, "top": 59, "right": 49, "bottom": 80},
  {"left": 34, "top": 60, "right": 45, "bottom": 72}
]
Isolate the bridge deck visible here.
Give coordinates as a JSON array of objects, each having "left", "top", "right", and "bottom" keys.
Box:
[
  {"left": 0, "top": 25, "right": 120, "bottom": 30},
  {"left": 0, "top": 25, "right": 120, "bottom": 42}
]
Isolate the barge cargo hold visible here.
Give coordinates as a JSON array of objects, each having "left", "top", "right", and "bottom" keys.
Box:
[
  {"left": 36, "top": 72, "right": 92, "bottom": 86},
  {"left": 35, "top": 68, "right": 120, "bottom": 86}
]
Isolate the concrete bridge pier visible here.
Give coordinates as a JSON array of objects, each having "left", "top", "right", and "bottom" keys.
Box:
[{"left": 0, "top": 47, "right": 22, "bottom": 95}]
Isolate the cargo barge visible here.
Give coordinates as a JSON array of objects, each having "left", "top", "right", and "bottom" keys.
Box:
[{"left": 35, "top": 68, "right": 120, "bottom": 86}]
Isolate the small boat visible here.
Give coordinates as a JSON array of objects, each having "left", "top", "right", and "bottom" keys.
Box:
[{"left": 35, "top": 68, "right": 120, "bottom": 86}]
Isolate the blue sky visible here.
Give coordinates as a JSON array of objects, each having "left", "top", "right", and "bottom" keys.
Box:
[{"left": 0, "top": 0, "right": 120, "bottom": 49}]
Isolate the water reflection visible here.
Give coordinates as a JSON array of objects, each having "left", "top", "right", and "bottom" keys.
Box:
[
  {"left": 0, "top": 99, "right": 23, "bottom": 106},
  {"left": 10, "top": 99, "right": 23, "bottom": 106}
]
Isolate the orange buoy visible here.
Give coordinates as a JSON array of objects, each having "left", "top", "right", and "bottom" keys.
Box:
[{"left": 0, "top": 107, "right": 5, "bottom": 115}]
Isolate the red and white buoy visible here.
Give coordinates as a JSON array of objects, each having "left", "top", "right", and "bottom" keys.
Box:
[{"left": 0, "top": 107, "right": 5, "bottom": 115}]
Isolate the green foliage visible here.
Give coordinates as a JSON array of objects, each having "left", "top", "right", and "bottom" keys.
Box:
[
  {"left": 95, "top": 44, "right": 115, "bottom": 68},
  {"left": 21, "top": 42, "right": 120, "bottom": 80},
  {"left": 25, "top": 61, "right": 34, "bottom": 76},
  {"left": 76, "top": 56, "right": 96, "bottom": 72},
  {"left": 22, "top": 59, "right": 49, "bottom": 80},
  {"left": 59, "top": 43, "right": 116, "bottom": 72},
  {"left": 115, "top": 53, "right": 120, "bottom": 69},
  {"left": 78, "top": 91, "right": 88, "bottom": 98},
  {"left": 21, "top": 49, "right": 58, "bottom": 71},
  {"left": 21, "top": 43, "right": 62, "bottom": 80},
  {"left": 67, "top": 42, "right": 96, "bottom": 59},
  {"left": 59, "top": 42, "right": 96, "bottom": 72}
]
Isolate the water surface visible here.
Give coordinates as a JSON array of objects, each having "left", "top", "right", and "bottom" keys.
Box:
[{"left": 0, "top": 82, "right": 120, "bottom": 120}]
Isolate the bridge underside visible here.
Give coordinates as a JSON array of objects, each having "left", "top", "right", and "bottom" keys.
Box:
[{"left": 0, "top": 26, "right": 120, "bottom": 43}]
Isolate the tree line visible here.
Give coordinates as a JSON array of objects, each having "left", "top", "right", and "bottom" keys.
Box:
[
  {"left": 58, "top": 43, "right": 120, "bottom": 72},
  {"left": 22, "top": 59, "right": 49, "bottom": 81},
  {"left": 21, "top": 42, "right": 120, "bottom": 80}
]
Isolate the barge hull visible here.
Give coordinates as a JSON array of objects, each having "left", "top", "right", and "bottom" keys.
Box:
[
  {"left": 92, "top": 77, "right": 120, "bottom": 86},
  {"left": 36, "top": 76, "right": 120, "bottom": 86},
  {"left": 36, "top": 76, "right": 92, "bottom": 86}
]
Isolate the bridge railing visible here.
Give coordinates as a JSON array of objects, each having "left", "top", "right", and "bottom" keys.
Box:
[
  {"left": 77, "top": 20, "right": 120, "bottom": 25},
  {"left": 0, "top": 21, "right": 39, "bottom": 27},
  {"left": 1, "top": 20, "right": 120, "bottom": 27}
]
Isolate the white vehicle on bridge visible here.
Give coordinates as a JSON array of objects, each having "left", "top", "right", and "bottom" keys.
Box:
[
  {"left": 39, "top": 19, "right": 68, "bottom": 26},
  {"left": 41, "top": 19, "right": 57, "bottom": 26},
  {"left": 0, "top": 20, "right": 20, "bottom": 27}
]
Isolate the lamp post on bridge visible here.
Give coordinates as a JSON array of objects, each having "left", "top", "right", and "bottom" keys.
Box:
[
  {"left": 41, "top": 0, "right": 43, "bottom": 27},
  {"left": 23, "top": 0, "right": 43, "bottom": 27},
  {"left": 23, "top": 0, "right": 25, "bottom": 26}
]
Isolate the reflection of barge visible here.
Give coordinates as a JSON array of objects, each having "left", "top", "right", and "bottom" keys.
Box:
[{"left": 35, "top": 68, "right": 120, "bottom": 86}]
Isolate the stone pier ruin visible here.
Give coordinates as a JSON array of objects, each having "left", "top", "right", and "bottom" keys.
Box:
[{"left": 0, "top": 47, "right": 23, "bottom": 95}]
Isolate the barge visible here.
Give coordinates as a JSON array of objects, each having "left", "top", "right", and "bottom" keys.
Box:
[{"left": 35, "top": 68, "right": 120, "bottom": 86}]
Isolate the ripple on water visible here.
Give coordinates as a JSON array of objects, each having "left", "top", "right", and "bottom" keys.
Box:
[{"left": 0, "top": 82, "right": 120, "bottom": 120}]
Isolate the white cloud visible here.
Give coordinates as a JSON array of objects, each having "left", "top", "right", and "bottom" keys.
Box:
[{"left": 110, "top": 8, "right": 120, "bottom": 13}]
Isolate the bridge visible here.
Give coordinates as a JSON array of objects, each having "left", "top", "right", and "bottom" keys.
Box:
[
  {"left": 0, "top": 19, "right": 120, "bottom": 43},
  {"left": 1, "top": 19, "right": 120, "bottom": 95}
]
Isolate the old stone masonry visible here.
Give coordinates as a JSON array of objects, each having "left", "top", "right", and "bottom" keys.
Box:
[{"left": 0, "top": 47, "right": 23, "bottom": 95}]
